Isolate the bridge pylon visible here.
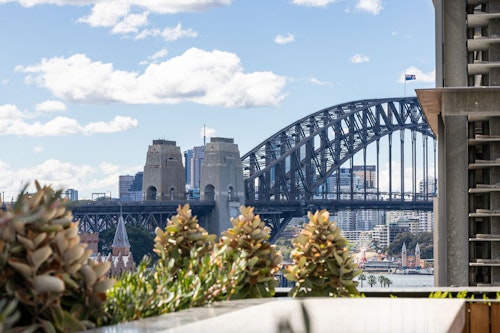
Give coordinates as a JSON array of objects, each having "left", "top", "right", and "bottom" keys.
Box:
[
  {"left": 143, "top": 139, "right": 185, "bottom": 201},
  {"left": 200, "top": 137, "right": 245, "bottom": 235}
]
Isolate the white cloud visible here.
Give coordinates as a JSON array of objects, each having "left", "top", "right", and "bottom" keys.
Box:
[
  {"left": 111, "top": 12, "right": 149, "bottom": 34},
  {"left": 0, "top": 104, "right": 138, "bottom": 136},
  {"left": 4, "top": 0, "right": 230, "bottom": 38},
  {"left": 0, "top": 158, "right": 94, "bottom": 202},
  {"left": 99, "top": 161, "right": 119, "bottom": 174},
  {"left": 378, "top": 162, "right": 430, "bottom": 193},
  {"left": 150, "top": 48, "right": 168, "bottom": 61},
  {"left": 136, "top": 23, "right": 198, "bottom": 41},
  {"left": 1, "top": 0, "right": 231, "bottom": 13},
  {"left": 399, "top": 67, "right": 435, "bottom": 83},
  {"left": 83, "top": 116, "right": 138, "bottom": 134},
  {"left": 355, "top": 0, "right": 383, "bottom": 15},
  {"left": 292, "top": 0, "right": 336, "bottom": 7},
  {"left": 140, "top": 48, "right": 168, "bottom": 65},
  {"left": 350, "top": 54, "right": 370, "bottom": 63},
  {"left": 0, "top": 158, "right": 142, "bottom": 201},
  {"left": 0, "top": 104, "right": 27, "bottom": 119},
  {"left": 77, "top": 3, "right": 131, "bottom": 28},
  {"left": 1, "top": 79, "right": 8, "bottom": 85},
  {"left": 17, "top": 49, "right": 287, "bottom": 108},
  {"left": 308, "top": 77, "right": 331, "bottom": 86},
  {"left": 274, "top": 33, "right": 295, "bottom": 45},
  {"left": 33, "top": 145, "right": 43, "bottom": 153},
  {"left": 35, "top": 100, "right": 67, "bottom": 112}
]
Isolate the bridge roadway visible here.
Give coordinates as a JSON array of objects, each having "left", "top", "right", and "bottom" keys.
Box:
[{"left": 70, "top": 198, "right": 432, "bottom": 240}]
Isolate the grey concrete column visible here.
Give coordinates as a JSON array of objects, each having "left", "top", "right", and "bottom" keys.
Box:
[
  {"left": 442, "top": 0, "right": 467, "bottom": 87},
  {"left": 435, "top": 115, "right": 447, "bottom": 286},
  {"left": 443, "top": 115, "right": 469, "bottom": 286}
]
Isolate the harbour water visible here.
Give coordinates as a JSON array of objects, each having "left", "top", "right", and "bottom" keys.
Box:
[{"left": 356, "top": 273, "right": 434, "bottom": 288}]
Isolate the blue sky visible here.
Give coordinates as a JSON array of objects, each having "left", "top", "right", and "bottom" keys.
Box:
[{"left": 0, "top": 0, "right": 436, "bottom": 201}]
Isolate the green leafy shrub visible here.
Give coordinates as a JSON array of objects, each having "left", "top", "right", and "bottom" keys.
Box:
[
  {"left": 154, "top": 204, "right": 216, "bottom": 275},
  {"left": 0, "top": 182, "right": 114, "bottom": 332},
  {"left": 105, "top": 205, "right": 248, "bottom": 324},
  {"left": 285, "top": 209, "right": 361, "bottom": 297},
  {"left": 0, "top": 298, "right": 19, "bottom": 332},
  {"left": 219, "top": 206, "right": 282, "bottom": 298}
]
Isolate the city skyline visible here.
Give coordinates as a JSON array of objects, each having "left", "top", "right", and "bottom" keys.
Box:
[{"left": 0, "top": 0, "right": 435, "bottom": 200}]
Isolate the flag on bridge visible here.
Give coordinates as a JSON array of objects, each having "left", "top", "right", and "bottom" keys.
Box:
[{"left": 405, "top": 74, "right": 416, "bottom": 81}]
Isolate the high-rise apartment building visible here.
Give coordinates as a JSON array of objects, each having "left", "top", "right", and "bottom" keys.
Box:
[
  {"left": 184, "top": 149, "right": 193, "bottom": 187},
  {"left": 119, "top": 175, "right": 134, "bottom": 201},
  {"left": 352, "top": 165, "right": 376, "bottom": 189},
  {"left": 119, "top": 173, "right": 143, "bottom": 202},
  {"left": 63, "top": 189, "right": 78, "bottom": 201},
  {"left": 417, "top": 0, "right": 500, "bottom": 286},
  {"left": 184, "top": 146, "right": 205, "bottom": 190}
]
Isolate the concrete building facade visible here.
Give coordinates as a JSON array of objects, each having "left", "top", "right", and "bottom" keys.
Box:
[{"left": 417, "top": 0, "right": 500, "bottom": 286}]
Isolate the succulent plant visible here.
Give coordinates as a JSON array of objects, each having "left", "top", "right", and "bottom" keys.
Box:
[
  {"left": 104, "top": 256, "right": 164, "bottom": 324},
  {"left": 154, "top": 204, "right": 216, "bottom": 274},
  {"left": 0, "top": 181, "right": 114, "bottom": 332},
  {"left": 0, "top": 297, "right": 20, "bottom": 332},
  {"left": 285, "top": 209, "right": 361, "bottom": 297},
  {"left": 219, "top": 206, "right": 282, "bottom": 298}
]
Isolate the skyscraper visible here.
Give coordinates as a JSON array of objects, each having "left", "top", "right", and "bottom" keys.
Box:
[
  {"left": 119, "top": 175, "right": 134, "bottom": 201},
  {"left": 352, "top": 165, "right": 376, "bottom": 189}
]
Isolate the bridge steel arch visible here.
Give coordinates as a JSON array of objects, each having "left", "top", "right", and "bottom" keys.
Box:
[{"left": 241, "top": 97, "right": 437, "bottom": 240}]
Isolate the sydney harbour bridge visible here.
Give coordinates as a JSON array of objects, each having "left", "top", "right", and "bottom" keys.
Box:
[{"left": 72, "top": 96, "right": 436, "bottom": 241}]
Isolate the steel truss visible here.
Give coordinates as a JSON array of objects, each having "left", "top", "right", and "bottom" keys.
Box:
[
  {"left": 71, "top": 201, "right": 215, "bottom": 233},
  {"left": 242, "top": 97, "right": 437, "bottom": 240}
]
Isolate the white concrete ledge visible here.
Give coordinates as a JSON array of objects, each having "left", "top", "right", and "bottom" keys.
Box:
[{"left": 89, "top": 297, "right": 465, "bottom": 333}]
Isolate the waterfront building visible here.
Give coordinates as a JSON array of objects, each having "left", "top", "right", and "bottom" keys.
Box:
[{"left": 402, "top": 242, "right": 422, "bottom": 270}]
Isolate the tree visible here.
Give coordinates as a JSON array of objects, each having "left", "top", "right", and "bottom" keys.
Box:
[
  {"left": 378, "top": 275, "right": 385, "bottom": 287},
  {"left": 98, "top": 224, "right": 157, "bottom": 266},
  {"left": 388, "top": 231, "right": 433, "bottom": 259},
  {"left": 367, "top": 275, "right": 377, "bottom": 287},
  {"left": 358, "top": 273, "right": 366, "bottom": 287}
]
